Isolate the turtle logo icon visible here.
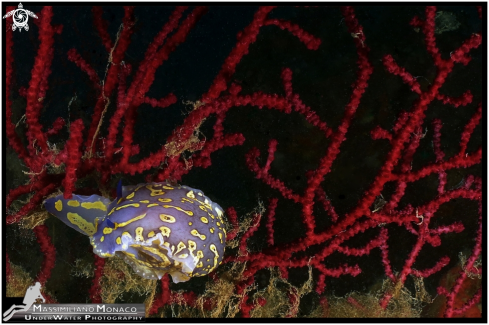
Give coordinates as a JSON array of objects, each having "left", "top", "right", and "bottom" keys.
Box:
[
  {"left": 3, "top": 3, "right": 38, "bottom": 32},
  {"left": 3, "top": 282, "right": 45, "bottom": 321}
]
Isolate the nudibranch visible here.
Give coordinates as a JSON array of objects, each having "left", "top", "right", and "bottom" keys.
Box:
[{"left": 44, "top": 182, "right": 227, "bottom": 283}]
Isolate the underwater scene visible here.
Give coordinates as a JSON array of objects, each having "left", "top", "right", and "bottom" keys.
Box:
[{"left": 4, "top": 5, "right": 482, "bottom": 318}]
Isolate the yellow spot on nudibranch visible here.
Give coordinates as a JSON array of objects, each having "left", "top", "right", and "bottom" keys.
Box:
[
  {"left": 191, "top": 229, "right": 206, "bottom": 241},
  {"left": 175, "top": 241, "right": 186, "bottom": 255},
  {"left": 210, "top": 244, "right": 219, "bottom": 256},
  {"left": 196, "top": 250, "right": 204, "bottom": 264},
  {"left": 67, "top": 212, "right": 96, "bottom": 235},
  {"left": 210, "top": 244, "right": 219, "bottom": 270},
  {"left": 67, "top": 200, "right": 80, "bottom": 207},
  {"left": 140, "top": 200, "right": 150, "bottom": 203},
  {"left": 146, "top": 185, "right": 166, "bottom": 196},
  {"left": 55, "top": 200, "right": 62, "bottom": 212},
  {"left": 115, "top": 213, "right": 147, "bottom": 227},
  {"left": 158, "top": 198, "right": 172, "bottom": 203},
  {"left": 122, "top": 231, "right": 132, "bottom": 239},
  {"left": 126, "top": 192, "right": 135, "bottom": 199},
  {"left": 103, "top": 227, "right": 113, "bottom": 235},
  {"left": 159, "top": 214, "right": 176, "bottom": 223},
  {"left": 199, "top": 205, "right": 209, "bottom": 212},
  {"left": 163, "top": 205, "right": 193, "bottom": 216},
  {"left": 135, "top": 227, "right": 144, "bottom": 242},
  {"left": 100, "top": 236, "right": 105, "bottom": 242},
  {"left": 116, "top": 237, "right": 122, "bottom": 245},
  {"left": 186, "top": 190, "right": 195, "bottom": 199},
  {"left": 116, "top": 203, "right": 140, "bottom": 210},
  {"left": 81, "top": 201, "right": 107, "bottom": 211},
  {"left": 147, "top": 203, "right": 159, "bottom": 208},
  {"left": 160, "top": 226, "right": 171, "bottom": 237},
  {"left": 148, "top": 231, "right": 155, "bottom": 238},
  {"left": 200, "top": 217, "right": 209, "bottom": 224},
  {"left": 188, "top": 240, "right": 196, "bottom": 254}
]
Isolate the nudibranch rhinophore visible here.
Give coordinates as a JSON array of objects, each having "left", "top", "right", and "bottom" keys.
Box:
[{"left": 44, "top": 182, "right": 227, "bottom": 283}]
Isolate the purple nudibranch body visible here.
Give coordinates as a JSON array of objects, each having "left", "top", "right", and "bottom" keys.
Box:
[{"left": 44, "top": 182, "right": 227, "bottom": 283}]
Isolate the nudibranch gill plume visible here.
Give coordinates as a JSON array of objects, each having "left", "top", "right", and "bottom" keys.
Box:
[{"left": 44, "top": 182, "right": 227, "bottom": 283}]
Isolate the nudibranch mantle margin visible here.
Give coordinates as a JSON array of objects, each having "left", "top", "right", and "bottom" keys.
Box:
[{"left": 44, "top": 182, "right": 227, "bottom": 283}]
